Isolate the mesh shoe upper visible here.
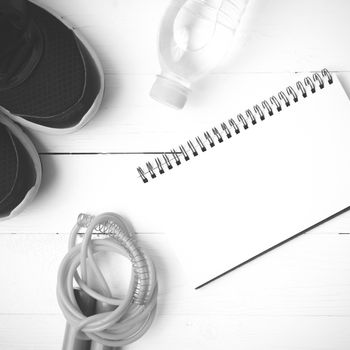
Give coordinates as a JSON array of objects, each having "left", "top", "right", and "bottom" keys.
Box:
[
  {"left": 0, "top": 119, "right": 38, "bottom": 218},
  {"left": 0, "top": 0, "right": 102, "bottom": 129}
]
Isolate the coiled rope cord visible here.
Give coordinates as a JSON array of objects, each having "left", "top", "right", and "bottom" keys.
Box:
[{"left": 57, "top": 212, "right": 158, "bottom": 348}]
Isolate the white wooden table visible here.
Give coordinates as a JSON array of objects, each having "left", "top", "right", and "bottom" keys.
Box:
[{"left": 1, "top": 0, "right": 350, "bottom": 349}]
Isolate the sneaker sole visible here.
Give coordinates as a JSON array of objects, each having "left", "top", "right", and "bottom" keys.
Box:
[
  {"left": 0, "top": 0, "right": 105, "bottom": 135},
  {"left": 0, "top": 113, "right": 42, "bottom": 220}
]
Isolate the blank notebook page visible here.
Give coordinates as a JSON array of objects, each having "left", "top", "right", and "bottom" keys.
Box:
[{"left": 139, "top": 73, "right": 350, "bottom": 288}]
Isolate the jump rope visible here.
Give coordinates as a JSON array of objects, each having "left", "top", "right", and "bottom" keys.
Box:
[{"left": 57, "top": 212, "right": 158, "bottom": 349}]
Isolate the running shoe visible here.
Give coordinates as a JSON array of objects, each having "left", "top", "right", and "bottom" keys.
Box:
[
  {"left": 0, "top": 112, "right": 41, "bottom": 220},
  {"left": 0, "top": 0, "right": 104, "bottom": 133}
]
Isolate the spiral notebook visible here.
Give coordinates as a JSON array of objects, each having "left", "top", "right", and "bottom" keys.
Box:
[{"left": 136, "top": 69, "right": 350, "bottom": 288}]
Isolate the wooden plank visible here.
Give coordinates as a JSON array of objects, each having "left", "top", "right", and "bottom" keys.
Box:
[
  {"left": 28, "top": 72, "right": 350, "bottom": 153},
  {"left": 0, "top": 232, "right": 349, "bottom": 348},
  {"left": 2, "top": 154, "right": 350, "bottom": 234},
  {"left": 23, "top": 0, "right": 350, "bottom": 153},
  {"left": 37, "top": 0, "right": 350, "bottom": 74},
  {"left": 0, "top": 154, "right": 160, "bottom": 234},
  {"left": 1, "top": 314, "right": 349, "bottom": 350},
  {"left": 0, "top": 233, "right": 349, "bottom": 315}
]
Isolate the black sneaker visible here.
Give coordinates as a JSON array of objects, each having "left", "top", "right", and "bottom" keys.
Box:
[
  {"left": 0, "top": 112, "right": 41, "bottom": 220},
  {"left": 0, "top": 0, "right": 104, "bottom": 134}
]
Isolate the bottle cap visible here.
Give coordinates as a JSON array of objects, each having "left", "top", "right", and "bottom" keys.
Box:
[{"left": 150, "top": 75, "right": 190, "bottom": 109}]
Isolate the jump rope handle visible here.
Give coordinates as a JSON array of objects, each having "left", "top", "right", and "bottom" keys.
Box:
[{"left": 62, "top": 289, "right": 96, "bottom": 350}]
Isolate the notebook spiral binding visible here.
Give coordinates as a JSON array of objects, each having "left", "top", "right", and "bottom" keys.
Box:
[{"left": 137, "top": 69, "right": 333, "bottom": 183}]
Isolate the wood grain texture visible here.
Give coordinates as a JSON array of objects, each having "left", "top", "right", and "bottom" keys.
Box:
[
  {"left": 2, "top": 154, "right": 350, "bottom": 235},
  {"left": 1, "top": 314, "right": 350, "bottom": 350},
  {"left": 29, "top": 72, "right": 350, "bottom": 153},
  {"left": 26, "top": 0, "right": 350, "bottom": 153},
  {"left": 1, "top": 0, "right": 350, "bottom": 348},
  {"left": 0, "top": 234, "right": 349, "bottom": 349},
  {"left": 2, "top": 314, "right": 350, "bottom": 350}
]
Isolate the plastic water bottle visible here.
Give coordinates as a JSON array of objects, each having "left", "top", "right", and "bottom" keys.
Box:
[{"left": 150, "top": 0, "right": 250, "bottom": 109}]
